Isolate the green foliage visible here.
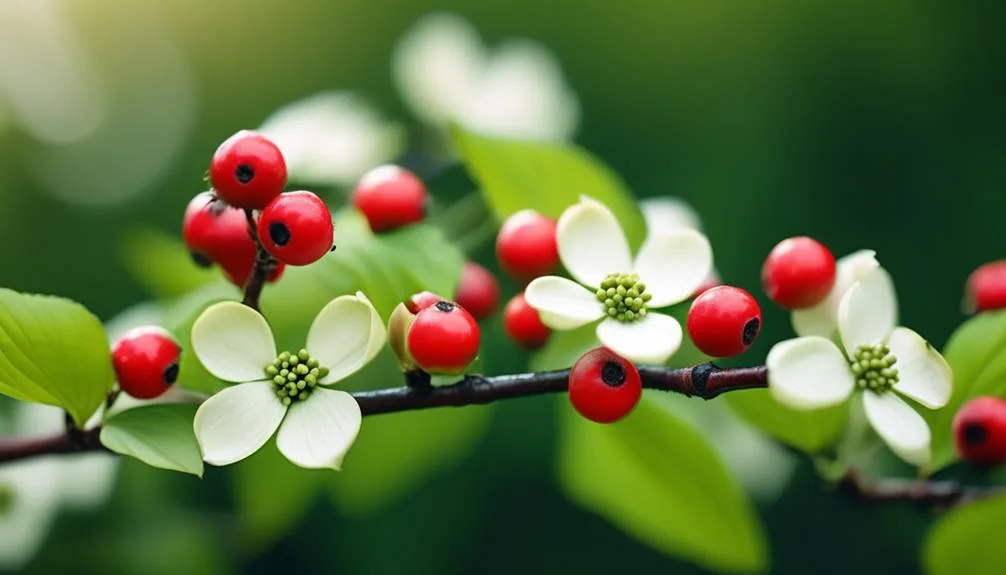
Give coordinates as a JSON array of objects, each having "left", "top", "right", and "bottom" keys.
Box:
[
  {"left": 529, "top": 325, "right": 600, "bottom": 372},
  {"left": 0, "top": 288, "right": 113, "bottom": 427},
  {"left": 120, "top": 228, "right": 218, "bottom": 299},
  {"left": 922, "top": 495, "right": 1006, "bottom": 575},
  {"left": 726, "top": 390, "right": 848, "bottom": 454},
  {"left": 451, "top": 126, "right": 647, "bottom": 249},
  {"left": 558, "top": 395, "right": 768, "bottom": 574},
  {"left": 924, "top": 310, "right": 1006, "bottom": 474},
  {"left": 100, "top": 404, "right": 203, "bottom": 477}
]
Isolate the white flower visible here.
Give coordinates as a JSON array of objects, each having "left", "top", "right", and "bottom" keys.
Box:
[
  {"left": 191, "top": 293, "right": 385, "bottom": 470},
  {"left": 767, "top": 267, "right": 953, "bottom": 466},
  {"left": 258, "top": 92, "right": 405, "bottom": 186},
  {"left": 791, "top": 249, "right": 880, "bottom": 338},
  {"left": 524, "top": 197, "right": 712, "bottom": 364},
  {"left": 640, "top": 197, "right": 720, "bottom": 293},
  {"left": 392, "top": 13, "right": 579, "bottom": 141},
  {"left": 0, "top": 403, "right": 117, "bottom": 570}
]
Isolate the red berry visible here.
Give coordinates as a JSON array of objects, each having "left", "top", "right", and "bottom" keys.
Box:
[
  {"left": 182, "top": 191, "right": 285, "bottom": 286},
  {"left": 495, "top": 210, "right": 559, "bottom": 283},
  {"left": 112, "top": 326, "right": 181, "bottom": 399},
  {"left": 407, "top": 301, "right": 480, "bottom": 374},
  {"left": 352, "top": 165, "right": 428, "bottom": 232},
  {"left": 964, "top": 261, "right": 1006, "bottom": 314},
  {"left": 258, "top": 191, "right": 334, "bottom": 266},
  {"left": 568, "top": 347, "right": 641, "bottom": 424},
  {"left": 761, "top": 236, "right": 836, "bottom": 309},
  {"left": 454, "top": 262, "right": 501, "bottom": 321},
  {"left": 687, "top": 286, "right": 762, "bottom": 358},
  {"left": 953, "top": 396, "right": 1006, "bottom": 465},
  {"left": 405, "top": 291, "right": 446, "bottom": 314},
  {"left": 503, "top": 293, "right": 550, "bottom": 350},
  {"left": 209, "top": 130, "right": 287, "bottom": 210}
]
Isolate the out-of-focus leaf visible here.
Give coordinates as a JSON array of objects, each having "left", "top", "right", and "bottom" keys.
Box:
[
  {"left": 452, "top": 125, "right": 647, "bottom": 249},
  {"left": 100, "top": 404, "right": 203, "bottom": 477},
  {"left": 120, "top": 228, "right": 219, "bottom": 299},
  {"left": 0, "top": 288, "right": 113, "bottom": 427},
  {"left": 558, "top": 394, "right": 768, "bottom": 574},
  {"left": 726, "top": 390, "right": 848, "bottom": 454},
  {"left": 529, "top": 326, "right": 599, "bottom": 372},
  {"left": 924, "top": 310, "right": 1006, "bottom": 474},
  {"left": 923, "top": 494, "right": 1006, "bottom": 575}
]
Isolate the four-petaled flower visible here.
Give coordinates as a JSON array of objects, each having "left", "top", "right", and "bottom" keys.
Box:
[
  {"left": 524, "top": 196, "right": 713, "bottom": 364},
  {"left": 767, "top": 266, "right": 953, "bottom": 465},
  {"left": 191, "top": 292, "right": 386, "bottom": 470}
]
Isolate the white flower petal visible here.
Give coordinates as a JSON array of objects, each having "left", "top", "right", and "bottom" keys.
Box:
[
  {"left": 59, "top": 453, "right": 118, "bottom": 509},
  {"left": 633, "top": 228, "right": 713, "bottom": 307},
  {"left": 838, "top": 267, "right": 898, "bottom": 355},
  {"left": 524, "top": 276, "right": 605, "bottom": 330},
  {"left": 0, "top": 459, "right": 62, "bottom": 571},
  {"left": 792, "top": 249, "right": 879, "bottom": 338},
  {"left": 276, "top": 388, "right": 362, "bottom": 470},
  {"left": 191, "top": 302, "right": 277, "bottom": 383},
  {"left": 307, "top": 292, "right": 387, "bottom": 385},
  {"left": 862, "top": 392, "right": 931, "bottom": 466},
  {"left": 766, "top": 337, "right": 855, "bottom": 409},
  {"left": 888, "top": 327, "right": 953, "bottom": 409},
  {"left": 556, "top": 197, "right": 632, "bottom": 288},
  {"left": 595, "top": 313, "right": 682, "bottom": 365},
  {"left": 640, "top": 197, "right": 702, "bottom": 234},
  {"left": 193, "top": 381, "right": 286, "bottom": 466}
]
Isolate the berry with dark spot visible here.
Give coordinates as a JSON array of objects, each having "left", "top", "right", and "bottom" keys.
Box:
[
  {"left": 112, "top": 326, "right": 182, "bottom": 399},
  {"left": 407, "top": 301, "right": 480, "bottom": 375},
  {"left": 503, "top": 293, "right": 550, "bottom": 350},
  {"left": 405, "top": 291, "right": 446, "bottom": 314},
  {"left": 761, "top": 236, "right": 836, "bottom": 310},
  {"left": 258, "top": 191, "right": 334, "bottom": 266},
  {"left": 953, "top": 396, "right": 1006, "bottom": 465},
  {"left": 352, "top": 165, "right": 428, "bottom": 233},
  {"left": 687, "top": 286, "right": 762, "bottom": 358},
  {"left": 568, "top": 347, "right": 641, "bottom": 423},
  {"left": 209, "top": 130, "right": 287, "bottom": 210},
  {"left": 454, "top": 262, "right": 501, "bottom": 321}
]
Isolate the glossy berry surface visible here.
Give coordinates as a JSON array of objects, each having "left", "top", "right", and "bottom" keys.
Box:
[
  {"left": 953, "top": 396, "right": 1006, "bottom": 465},
  {"left": 405, "top": 291, "right": 446, "bottom": 314},
  {"left": 568, "top": 347, "right": 641, "bottom": 424},
  {"left": 761, "top": 236, "right": 836, "bottom": 310},
  {"left": 503, "top": 293, "right": 550, "bottom": 350},
  {"left": 352, "top": 165, "right": 428, "bottom": 232},
  {"left": 209, "top": 130, "right": 287, "bottom": 210},
  {"left": 687, "top": 286, "right": 762, "bottom": 358},
  {"left": 407, "top": 301, "right": 480, "bottom": 374},
  {"left": 182, "top": 192, "right": 285, "bottom": 286},
  {"left": 258, "top": 191, "right": 334, "bottom": 266},
  {"left": 454, "top": 262, "right": 501, "bottom": 321},
  {"left": 112, "top": 326, "right": 182, "bottom": 399},
  {"left": 495, "top": 209, "right": 559, "bottom": 283},
  {"left": 964, "top": 261, "right": 1006, "bottom": 314}
]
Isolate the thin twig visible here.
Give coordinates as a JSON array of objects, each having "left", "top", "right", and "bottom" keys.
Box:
[
  {"left": 838, "top": 469, "right": 1006, "bottom": 508},
  {"left": 241, "top": 208, "right": 275, "bottom": 311}
]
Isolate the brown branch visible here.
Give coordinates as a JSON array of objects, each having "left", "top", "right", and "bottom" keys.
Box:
[
  {"left": 0, "top": 362, "right": 766, "bottom": 464},
  {"left": 837, "top": 469, "right": 1006, "bottom": 509},
  {"left": 241, "top": 208, "right": 275, "bottom": 311}
]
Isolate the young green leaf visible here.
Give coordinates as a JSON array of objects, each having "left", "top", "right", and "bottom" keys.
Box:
[
  {"left": 100, "top": 403, "right": 203, "bottom": 477},
  {"left": 726, "top": 390, "right": 848, "bottom": 454},
  {"left": 924, "top": 310, "right": 1006, "bottom": 474},
  {"left": 0, "top": 288, "right": 113, "bottom": 427},
  {"left": 451, "top": 125, "right": 648, "bottom": 249},
  {"left": 923, "top": 495, "right": 1006, "bottom": 575},
  {"left": 559, "top": 394, "right": 769, "bottom": 574}
]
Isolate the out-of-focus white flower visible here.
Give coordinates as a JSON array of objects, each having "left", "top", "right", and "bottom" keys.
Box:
[
  {"left": 258, "top": 91, "right": 405, "bottom": 187},
  {"left": 392, "top": 13, "right": 579, "bottom": 141},
  {"left": 0, "top": 403, "right": 118, "bottom": 570}
]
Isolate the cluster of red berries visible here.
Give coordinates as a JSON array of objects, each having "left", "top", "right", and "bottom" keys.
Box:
[
  {"left": 184, "top": 131, "right": 335, "bottom": 287},
  {"left": 954, "top": 396, "right": 1006, "bottom": 465},
  {"left": 111, "top": 327, "right": 182, "bottom": 399}
]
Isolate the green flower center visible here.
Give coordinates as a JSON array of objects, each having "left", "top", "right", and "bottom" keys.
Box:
[
  {"left": 849, "top": 343, "right": 899, "bottom": 393},
  {"left": 595, "top": 272, "right": 652, "bottom": 323},
  {"left": 264, "top": 349, "right": 328, "bottom": 406}
]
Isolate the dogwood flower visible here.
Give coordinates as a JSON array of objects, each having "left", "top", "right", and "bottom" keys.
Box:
[
  {"left": 392, "top": 13, "right": 579, "bottom": 141},
  {"left": 191, "top": 293, "right": 385, "bottom": 469},
  {"left": 639, "top": 197, "right": 720, "bottom": 292},
  {"left": 524, "top": 197, "right": 712, "bottom": 364},
  {"left": 791, "top": 249, "right": 880, "bottom": 338},
  {"left": 767, "top": 267, "right": 952, "bottom": 465}
]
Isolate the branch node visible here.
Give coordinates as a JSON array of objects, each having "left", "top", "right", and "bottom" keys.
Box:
[{"left": 689, "top": 362, "right": 720, "bottom": 399}]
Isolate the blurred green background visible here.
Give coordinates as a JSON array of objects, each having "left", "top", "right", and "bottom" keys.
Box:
[{"left": 0, "top": 0, "right": 1003, "bottom": 573}]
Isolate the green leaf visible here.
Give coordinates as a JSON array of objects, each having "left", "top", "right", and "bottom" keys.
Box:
[
  {"left": 924, "top": 310, "right": 1006, "bottom": 474},
  {"left": 451, "top": 125, "right": 647, "bottom": 249},
  {"left": 726, "top": 390, "right": 848, "bottom": 454},
  {"left": 0, "top": 288, "right": 113, "bottom": 427},
  {"left": 559, "top": 394, "right": 768, "bottom": 574},
  {"left": 529, "top": 325, "right": 600, "bottom": 372},
  {"left": 923, "top": 495, "right": 1006, "bottom": 575},
  {"left": 120, "top": 228, "right": 219, "bottom": 299},
  {"left": 231, "top": 440, "right": 327, "bottom": 551},
  {"left": 100, "top": 403, "right": 203, "bottom": 476}
]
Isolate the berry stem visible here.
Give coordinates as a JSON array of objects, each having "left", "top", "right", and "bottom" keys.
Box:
[{"left": 241, "top": 208, "right": 276, "bottom": 311}]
